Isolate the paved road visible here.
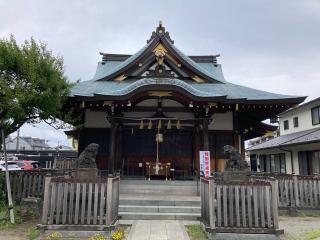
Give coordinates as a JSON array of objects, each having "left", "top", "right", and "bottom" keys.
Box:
[{"left": 128, "top": 220, "right": 190, "bottom": 240}]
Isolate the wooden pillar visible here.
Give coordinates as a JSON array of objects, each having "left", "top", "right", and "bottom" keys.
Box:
[
  {"left": 233, "top": 110, "right": 243, "bottom": 155},
  {"left": 203, "top": 119, "right": 209, "bottom": 151},
  {"left": 108, "top": 120, "right": 117, "bottom": 175},
  {"left": 115, "top": 125, "right": 123, "bottom": 172},
  {"left": 194, "top": 125, "right": 201, "bottom": 174}
]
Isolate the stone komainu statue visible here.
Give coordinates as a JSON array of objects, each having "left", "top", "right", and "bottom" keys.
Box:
[
  {"left": 223, "top": 145, "right": 249, "bottom": 171},
  {"left": 76, "top": 143, "right": 99, "bottom": 168}
]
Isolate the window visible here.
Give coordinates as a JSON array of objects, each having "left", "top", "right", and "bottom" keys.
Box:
[
  {"left": 298, "top": 151, "right": 313, "bottom": 175},
  {"left": 313, "top": 151, "right": 320, "bottom": 174},
  {"left": 259, "top": 155, "right": 271, "bottom": 172},
  {"left": 250, "top": 154, "right": 257, "bottom": 171},
  {"left": 284, "top": 120, "right": 289, "bottom": 130},
  {"left": 259, "top": 155, "right": 266, "bottom": 172},
  {"left": 274, "top": 153, "right": 286, "bottom": 173},
  {"left": 293, "top": 117, "right": 299, "bottom": 128},
  {"left": 312, "top": 106, "right": 320, "bottom": 125},
  {"left": 259, "top": 154, "right": 286, "bottom": 173}
]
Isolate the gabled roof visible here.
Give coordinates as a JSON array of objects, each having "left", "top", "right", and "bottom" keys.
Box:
[
  {"left": 95, "top": 22, "right": 225, "bottom": 83},
  {"left": 247, "top": 127, "right": 320, "bottom": 151},
  {"left": 70, "top": 22, "right": 306, "bottom": 105}
]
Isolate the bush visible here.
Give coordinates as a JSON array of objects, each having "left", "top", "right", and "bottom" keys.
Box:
[
  {"left": 0, "top": 204, "right": 24, "bottom": 229},
  {"left": 88, "top": 233, "right": 107, "bottom": 240},
  {"left": 27, "top": 226, "right": 40, "bottom": 240},
  {"left": 45, "top": 231, "right": 62, "bottom": 240},
  {"left": 112, "top": 229, "right": 124, "bottom": 240}
]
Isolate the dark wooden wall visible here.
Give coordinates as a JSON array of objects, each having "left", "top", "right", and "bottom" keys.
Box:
[
  {"left": 78, "top": 128, "right": 235, "bottom": 173},
  {"left": 122, "top": 129, "right": 194, "bottom": 174},
  {"left": 78, "top": 128, "right": 110, "bottom": 170}
]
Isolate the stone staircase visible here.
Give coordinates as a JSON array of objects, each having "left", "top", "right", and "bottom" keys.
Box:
[{"left": 119, "top": 180, "right": 201, "bottom": 220}]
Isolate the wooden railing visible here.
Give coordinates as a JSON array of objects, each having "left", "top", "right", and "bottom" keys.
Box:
[
  {"left": 250, "top": 174, "right": 320, "bottom": 209},
  {"left": 41, "top": 176, "right": 120, "bottom": 230},
  {"left": 8, "top": 170, "right": 59, "bottom": 202},
  {"left": 45, "top": 158, "right": 76, "bottom": 169},
  {"left": 201, "top": 177, "right": 281, "bottom": 234}
]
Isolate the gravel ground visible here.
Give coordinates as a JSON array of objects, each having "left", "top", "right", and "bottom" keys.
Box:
[
  {"left": 0, "top": 220, "right": 38, "bottom": 240},
  {"left": 279, "top": 216, "right": 320, "bottom": 240}
]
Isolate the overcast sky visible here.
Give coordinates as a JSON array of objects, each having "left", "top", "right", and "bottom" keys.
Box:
[{"left": 1, "top": 0, "right": 319, "bottom": 146}]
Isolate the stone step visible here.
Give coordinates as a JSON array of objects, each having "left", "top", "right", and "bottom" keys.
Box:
[
  {"left": 120, "top": 180, "right": 200, "bottom": 196},
  {"left": 120, "top": 187, "right": 198, "bottom": 196},
  {"left": 119, "top": 211, "right": 200, "bottom": 221},
  {"left": 121, "top": 180, "right": 198, "bottom": 186},
  {"left": 119, "top": 194, "right": 200, "bottom": 207},
  {"left": 119, "top": 199, "right": 200, "bottom": 207},
  {"left": 119, "top": 205, "right": 201, "bottom": 213}
]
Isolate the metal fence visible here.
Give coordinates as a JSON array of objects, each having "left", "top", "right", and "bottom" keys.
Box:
[
  {"left": 201, "top": 177, "right": 281, "bottom": 234},
  {"left": 41, "top": 176, "right": 120, "bottom": 230}
]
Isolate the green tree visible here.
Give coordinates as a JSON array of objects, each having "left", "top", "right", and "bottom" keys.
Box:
[
  {"left": 0, "top": 36, "right": 72, "bottom": 223},
  {"left": 0, "top": 35, "right": 71, "bottom": 138}
]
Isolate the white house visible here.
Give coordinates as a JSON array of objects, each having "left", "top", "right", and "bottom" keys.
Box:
[
  {"left": 4, "top": 136, "right": 51, "bottom": 151},
  {"left": 247, "top": 97, "right": 320, "bottom": 175}
]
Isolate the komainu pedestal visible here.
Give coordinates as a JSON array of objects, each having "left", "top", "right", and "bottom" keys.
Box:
[
  {"left": 73, "top": 143, "right": 100, "bottom": 180},
  {"left": 74, "top": 168, "right": 99, "bottom": 181},
  {"left": 221, "top": 145, "right": 250, "bottom": 182}
]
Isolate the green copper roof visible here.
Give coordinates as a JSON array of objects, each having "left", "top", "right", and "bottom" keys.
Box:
[
  {"left": 71, "top": 77, "right": 301, "bottom": 101},
  {"left": 70, "top": 23, "right": 305, "bottom": 103},
  {"left": 169, "top": 43, "right": 226, "bottom": 82},
  {"left": 95, "top": 41, "right": 153, "bottom": 81},
  {"left": 92, "top": 60, "right": 226, "bottom": 82}
]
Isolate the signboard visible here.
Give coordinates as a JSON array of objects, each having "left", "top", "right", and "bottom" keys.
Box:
[{"left": 199, "top": 151, "right": 211, "bottom": 178}]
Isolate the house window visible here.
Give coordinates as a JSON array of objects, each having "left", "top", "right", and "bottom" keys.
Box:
[
  {"left": 313, "top": 151, "right": 320, "bottom": 174},
  {"left": 293, "top": 117, "right": 299, "bottom": 128},
  {"left": 274, "top": 153, "right": 286, "bottom": 173},
  {"left": 298, "top": 151, "right": 313, "bottom": 175},
  {"left": 312, "top": 106, "right": 320, "bottom": 125},
  {"left": 250, "top": 154, "right": 257, "bottom": 172},
  {"left": 284, "top": 120, "right": 289, "bottom": 130},
  {"left": 259, "top": 155, "right": 271, "bottom": 172}
]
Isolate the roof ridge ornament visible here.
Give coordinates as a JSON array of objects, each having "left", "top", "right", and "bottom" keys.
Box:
[{"left": 147, "top": 21, "right": 174, "bottom": 44}]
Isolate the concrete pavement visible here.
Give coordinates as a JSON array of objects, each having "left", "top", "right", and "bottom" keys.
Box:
[{"left": 127, "top": 220, "right": 190, "bottom": 240}]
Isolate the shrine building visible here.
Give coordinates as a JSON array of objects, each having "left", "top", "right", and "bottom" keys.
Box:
[{"left": 66, "top": 22, "right": 305, "bottom": 178}]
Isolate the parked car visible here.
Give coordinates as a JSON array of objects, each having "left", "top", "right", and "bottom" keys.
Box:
[
  {"left": 15, "top": 160, "right": 40, "bottom": 170},
  {"left": 0, "top": 161, "right": 22, "bottom": 171}
]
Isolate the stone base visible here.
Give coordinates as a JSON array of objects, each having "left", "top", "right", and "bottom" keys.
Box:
[
  {"left": 73, "top": 168, "right": 99, "bottom": 180},
  {"left": 206, "top": 233, "right": 280, "bottom": 240},
  {"left": 20, "top": 197, "right": 42, "bottom": 219},
  {"left": 221, "top": 171, "right": 249, "bottom": 182}
]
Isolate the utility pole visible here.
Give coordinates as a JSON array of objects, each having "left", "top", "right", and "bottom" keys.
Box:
[
  {"left": 15, "top": 128, "right": 20, "bottom": 152},
  {"left": 0, "top": 121, "right": 15, "bottom": 223}
]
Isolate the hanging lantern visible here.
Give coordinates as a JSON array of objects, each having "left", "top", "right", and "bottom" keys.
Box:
[
  {"left": 148, "top": 120, "right": 152, "bottom": 129},
  {"left": 167, "top": 120, "right": 172, "bottom": 129},
  {"left": 157, "top": 119, "right": 162, "bottom": 129},
  {"left": 176, "top": 120, "right": 181, "bottom": 129},
  {"left": 156, "top": 133, "right": 164, "bottom": 143},
  {"left": 139, "top": 120, "right": 144, "bottom": 129}
]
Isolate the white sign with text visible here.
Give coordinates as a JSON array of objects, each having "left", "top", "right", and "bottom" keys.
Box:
[{"left": 199, "top": 151, "right": 210, "bottom": 178}]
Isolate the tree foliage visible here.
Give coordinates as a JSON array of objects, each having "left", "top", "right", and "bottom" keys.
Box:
[{"left": 0, "top": 36, "right": 71, "bottom": 136}]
